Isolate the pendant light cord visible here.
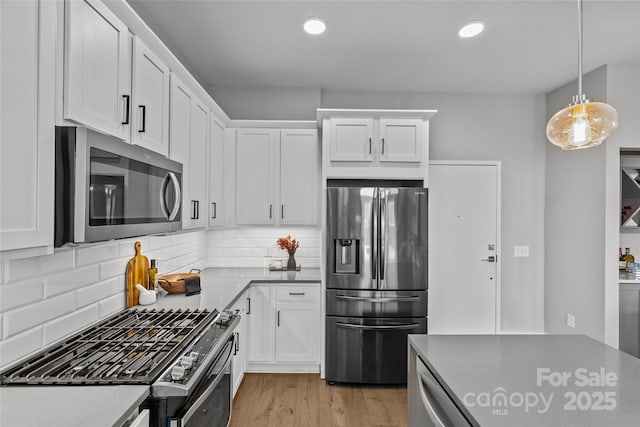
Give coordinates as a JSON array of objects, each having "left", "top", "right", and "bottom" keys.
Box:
[{"left": 577, "top": 0, "right": 583, "bottom": 97}]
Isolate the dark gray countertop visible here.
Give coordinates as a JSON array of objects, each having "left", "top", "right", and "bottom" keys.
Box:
[
  {"left": 146, "top": 267, "right": 321, "bottom": 311},
  {"left": 0, "top": 385, "right": 149, "bottom": 427},
  {"left": 410, "top": 334, "right": 640, "bottom": 426}
]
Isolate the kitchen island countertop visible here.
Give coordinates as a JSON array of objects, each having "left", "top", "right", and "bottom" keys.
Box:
[
  {"left": 0, "top": 385, "right": 149, "bottom": 427},
  {"left": 146, "top": 267, "right": 321, "bottom": 311},
  {"left": 410, "top": 334, "right": 640, "bottom": 426}
]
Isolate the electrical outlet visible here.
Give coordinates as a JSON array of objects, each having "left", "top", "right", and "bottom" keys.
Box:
[
  {"left": 514, "top": 246, "right": 530, "bottom": 257},
  {"left": 567, "top": 314, "right": 576, "bottom": 329}
]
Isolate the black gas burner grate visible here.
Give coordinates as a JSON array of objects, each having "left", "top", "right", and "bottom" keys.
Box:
[{"left": 0, "top": 308, "right": 217, "bottom": 385}]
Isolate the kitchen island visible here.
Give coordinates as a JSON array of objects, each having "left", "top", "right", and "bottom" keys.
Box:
[{"left": 409, "top": 334, "right": 640, "bottom": 426}]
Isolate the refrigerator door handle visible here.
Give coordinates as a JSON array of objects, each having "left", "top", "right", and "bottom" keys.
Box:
[
  {"left": 336, "top": 295, "right": 420, "bottom": 303},
  {"left": 336, "top": 322, "right": 420, "bottom": 330},
  {"left": 372, "top": 188, "right": 378, "bottom": 283},
  {"left": 379, "top": 189, "right": 387, "bottom": 286}
]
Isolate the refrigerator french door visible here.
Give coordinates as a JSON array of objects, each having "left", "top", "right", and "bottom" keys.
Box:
[{"left": 325, "top": 184, "right": 428, "bottom": 384}]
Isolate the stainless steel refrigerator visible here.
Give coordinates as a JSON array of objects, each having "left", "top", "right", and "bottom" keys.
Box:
[{"left": 325, "top": 182, "right": 428, "bottom": 384}]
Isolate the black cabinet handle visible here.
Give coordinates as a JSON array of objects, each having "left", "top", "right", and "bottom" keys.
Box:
[
  {"left": 269, "top": 204, "right": 272, "bottom": 219},
  {"left": 246, "top": 297, "right": 251, "bottom": 314},
  {"left": 281, "top": 204, "right": 284, "bottom": 219},
  {"left": 138, "top": 105, "right": 146, "bottom": 132},
  {"left": 277, "top": 310, "right": 280, "bottom": 327},
  {"left": 381, "top": 137, "right": 385, "bottom": 155},
  {"left": 368, "top": 138, "right": 372, "bottom": 154},
  {"left": 289, "top": 292, "right": 305, "bottom": 296},
  {"left": 121, "top": 95, "right": 130, "bottom": 125},
  {"left": 196, "top": 201, "right": 200, "bottom": 219},
  {"left": 211, "top": 202, "right": 217, "bottom": 219},
  {"left": 233, "top": 332, "right": 239, "bottom": 355},
  {"left": 191, "top": 200, "right": 199, "bottom": 220}
]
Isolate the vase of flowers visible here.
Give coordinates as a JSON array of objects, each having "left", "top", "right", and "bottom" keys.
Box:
[{"left": 277, "top": 235, "right": 300, "bottom": 270}]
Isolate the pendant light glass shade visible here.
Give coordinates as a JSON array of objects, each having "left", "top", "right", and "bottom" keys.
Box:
[
  {"left": 546, "top": 97, "right": 618, "bottom": 150},
  {"left": 546, "top": 0, "right": 618, "bottom": 150}
]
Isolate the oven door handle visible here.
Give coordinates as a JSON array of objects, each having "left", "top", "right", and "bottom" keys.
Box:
[{"left": 174, "top": 338, "right": 235, "bottom": 425}]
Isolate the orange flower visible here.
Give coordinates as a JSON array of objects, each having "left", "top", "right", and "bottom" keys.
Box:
[{"left": 277, "top": 235, "right": 300, "bottom": 250}]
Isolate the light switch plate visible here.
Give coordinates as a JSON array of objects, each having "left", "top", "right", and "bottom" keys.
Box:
[{"left": 514, "top": 246, "right": 530, "bottom": 257}]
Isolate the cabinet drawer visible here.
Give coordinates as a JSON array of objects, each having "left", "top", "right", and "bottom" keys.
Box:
[{"left": 276, "top": 285, "right": 319, "bottom": 302}]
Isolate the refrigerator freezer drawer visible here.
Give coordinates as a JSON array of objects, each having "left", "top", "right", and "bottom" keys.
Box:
[
  {"left": 325, "top": 316, "right": 427, "bottom": 384},
  {"left": 326, "top": 289, "right": 427, "bottom": 317}
]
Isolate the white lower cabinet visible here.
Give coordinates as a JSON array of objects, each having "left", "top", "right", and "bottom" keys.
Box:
[
  {"left": 230, "top": 297, "right": 246, "bottom": 398},
  {"left": 245, "top": 283, "right": 320, "bottom": 372}
]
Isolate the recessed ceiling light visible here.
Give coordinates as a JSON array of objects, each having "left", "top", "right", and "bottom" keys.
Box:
[
  {"left": 458, "top": 21, "right": 485, "bottom": 38},
  {"left": 303, "top": 17, "right": 326, "bottom": 35}
]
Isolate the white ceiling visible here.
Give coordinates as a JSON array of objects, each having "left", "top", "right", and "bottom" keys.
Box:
[{"left": 126, "top": 0, "right": 640, "bottom": 95}]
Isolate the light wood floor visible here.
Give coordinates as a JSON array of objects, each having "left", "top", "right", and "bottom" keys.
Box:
[{"left": 230, "top": 373, "right": 407, "bottom": 427}]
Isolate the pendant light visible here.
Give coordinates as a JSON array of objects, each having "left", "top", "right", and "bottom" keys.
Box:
[{"left": 546, "top": 0, "right": 618, "bottom": 150}]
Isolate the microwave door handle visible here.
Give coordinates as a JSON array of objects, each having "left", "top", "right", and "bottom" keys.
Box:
[
  {"left": 160, "top": 173, "right": 171, "bottom": 219},
  {"left": 167, "top": 172, "right": 181, "bottom": 221}
]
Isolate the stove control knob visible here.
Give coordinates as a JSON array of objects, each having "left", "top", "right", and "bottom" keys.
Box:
[
  {"left": 180, "top": 356, "right": 194, "bottom": 369},
  {"left": 171, "top": 365, "right": 186, "bottom": 381},
  {"left": 189, "top": 351, "right": 199, "bottom": 362}
]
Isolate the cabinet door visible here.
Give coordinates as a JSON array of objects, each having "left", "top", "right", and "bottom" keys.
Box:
[
  {"left": 231, "top": 298, "right": 246, "bottom": 397},
  {"left": 329, "top": 118, "right": 374, "bottom": 162},
  {"left": 186, "top": 100, "right": 208, "bottom": 229},
  {"left": 235, "top": 129, "right": 277, "bottom": 225},
  {"left": 169, "top": 74, "right": 192, "bottom": 227},
  {"left": 378, "top": 118, "right": 423, "bottom": 163},
  {"left": 64, "top": 0, "right": 131, "bottom": 141},
  {"left": 132, "top": 37, "right": 170, "bottom": 156},
  {"left": 246, "top": 285, "right": 273, "bottom": 363},
  {"left": 280, "top": 129, "right": 319, "bottom": 225},
  {"left": 275, "top": 301, "right": 319, "bottom": 363},
  {"left": 0, "top": 0, "right": 55, "bottom": 252},
  {"left": 209, "top": 117, "right": 225, "bottom": 227}
]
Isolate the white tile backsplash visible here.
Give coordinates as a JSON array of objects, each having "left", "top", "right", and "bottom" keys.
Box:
[
  {"left": 0, "top": 278, "right": 44, "bottom": 312},
  {"left": 44, "top": 305, "right": 99, "bottom": 346},
  {"left": 208, "top": 227, "right": 321, "bottom": 268},
  {"left": 0, "top": 230, "right": 209, "bottom": 369},
  {"left": 4, "top": 293, "right": 75, "bottom": 338}
]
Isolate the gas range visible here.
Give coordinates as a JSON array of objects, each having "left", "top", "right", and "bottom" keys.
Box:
[{"left": 1, "top": 307, "right": 239, "bottom": 427}]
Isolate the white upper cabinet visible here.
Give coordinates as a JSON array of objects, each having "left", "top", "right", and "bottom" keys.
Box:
[
  {"left": 169, "top": 74, "right": 208, "bottom": 229},
  {"left": 280, "top": 129, "right": 319, "bottom": 226},
  {"left": 235, "top": 129, "right": 278, "bottom": 225},
  {"left": 234, "top": 126, "right": 319, "bottom": 226},
  {"left": 319, "top": 109, "right": 437, "bottom": 181},
  {"left": 131, "top": 37, "right": 170, "bottom": 156},
  {"left": 329, "top": 118, "right": 374, "bottom": 162},
  {"left": 378, "top": 118, "right": 423, "bottom": 162},
  {"left": 1, "top": 0, "right": 56, "bottom": 255},
  {"left": 188, "top": 100, "right": 209, "bottom": 228},
  {"left": 209, "top": 117, "right": 226, "bottom": 227},
  {"left": 64, "top": 0, "right": 131, "bottom": 141}
]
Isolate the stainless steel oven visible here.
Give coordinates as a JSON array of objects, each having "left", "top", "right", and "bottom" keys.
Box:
[{"left": 55, "top": 126, "right": 182, "bottom": 246}]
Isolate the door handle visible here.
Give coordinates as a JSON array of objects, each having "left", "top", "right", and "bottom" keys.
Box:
[
  {"left": 381, "top": 137, "right": 385, "bottom": 155},
  {"left": 336, "top": 295, "right": 420, "bottom": 303},
  {"left": 281, "top": 204, "right": 284, "bottom": 219},
  {"left": 368, "top": 138, "right": 372, "bottom": 155},
  {"left": 246, "top": 297, "right": 251, "bottom": 314},
  {"left": 211, "top": 202, "right": 217, "bottom": 219},
  {"left": 160, "top": 172, "right": 181, "bottom": 221},
  {"left": 481, "top": 255, "right": 496, "bottom": 262},
  {"left": 335, "top": 322, "right": 419, "bottom": 330},
  {"left": 277, "top": 310, "right": 280, "bottom": 327}
]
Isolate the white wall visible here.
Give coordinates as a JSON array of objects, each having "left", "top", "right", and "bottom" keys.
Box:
[
  {"left": 0, "top": 231, "right": 208, "bottom": 369},
  {"left": 210, "top": 85, "right": 321, "bottom": 120}
]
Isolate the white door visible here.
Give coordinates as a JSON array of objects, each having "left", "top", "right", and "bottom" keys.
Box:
[
  {"left": 275, "top": 302, "right": 318, "bottom": 363},
  {"left": 208, "top": 117, "right": 225, "bottom": 227},
  {"left": 428, "top": 162, "right": 500, "bottom": 334},
  {"left": 132, "top": 37, "right": 169, "bottom": 156},
  {"left": 280, "top": 129, "right": 319, "bottom": 225},
  {"left": 64, "top": 0, "right": 131, "bottom": 141},
  {"left": 235, "top": 129, "right": 277, "bottom": 225}
]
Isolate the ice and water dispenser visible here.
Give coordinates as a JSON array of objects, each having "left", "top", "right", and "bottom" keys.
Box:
[{"left": 335, "top": 239, "right": 359, "bottom": 274}]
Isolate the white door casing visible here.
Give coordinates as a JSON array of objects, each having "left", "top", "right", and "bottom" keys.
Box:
[{"left": 428, "top": 161, "right": 501, "bottom": 334}]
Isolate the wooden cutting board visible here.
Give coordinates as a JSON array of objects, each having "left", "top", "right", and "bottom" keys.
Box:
[{"left": 125, "top": 241, "right": 149, "bottom": 307}]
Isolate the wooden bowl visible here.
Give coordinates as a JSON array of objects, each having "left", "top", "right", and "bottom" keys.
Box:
[{"left": 157, "top": 269, "right": 200, "bottom": 294}]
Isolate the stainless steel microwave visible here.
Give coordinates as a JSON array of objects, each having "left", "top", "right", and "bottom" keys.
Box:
[{"left": 55, "top": 127, "right": 182, "bottom": 247}]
